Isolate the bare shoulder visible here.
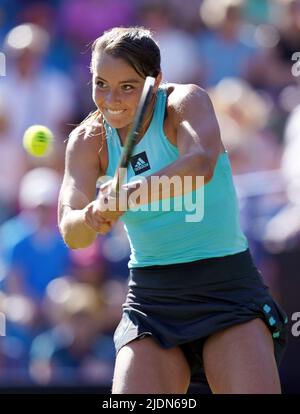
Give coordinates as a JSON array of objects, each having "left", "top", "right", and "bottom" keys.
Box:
[
  {"left": 66, "top": 115, "right": 107, "bottom": 173},
  {"left": 67, "top": 117, "right": 104, "bottom": 154},
  {"left": 165, "top": 83, "right": 213, "bottom": 121},
  {"left": 162, "top": 83, "right": 224, "bottom": 155}
]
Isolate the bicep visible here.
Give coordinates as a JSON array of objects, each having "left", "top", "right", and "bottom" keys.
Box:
[{"left": 176, "top": 86, "right": 222, "bottom": 165}]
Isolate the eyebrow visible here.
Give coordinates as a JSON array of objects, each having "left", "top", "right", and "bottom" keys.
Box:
[{"left": 95, "top": 76, "right": 141, "bottom": 84}]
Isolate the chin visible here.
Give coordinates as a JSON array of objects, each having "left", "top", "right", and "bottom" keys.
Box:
[{"left": 103, "top": 116, "right": 130, "bottom": 129}]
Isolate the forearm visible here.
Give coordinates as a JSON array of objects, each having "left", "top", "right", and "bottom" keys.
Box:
[
  {"left": 125, "top": 152, "right": 214, "bottom": 206},
  {"left": 59, "top": 208, "right": 97, "bottom": 249},
  {"left": 154, "top": 151, "right": 213, "bottom": 184}
]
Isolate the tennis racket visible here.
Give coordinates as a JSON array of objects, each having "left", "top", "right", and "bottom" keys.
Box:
[{"left": 110, "top": 76, "right": 156, "bottom": 194}]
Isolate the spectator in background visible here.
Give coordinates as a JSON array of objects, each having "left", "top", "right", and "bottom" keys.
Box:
[
  {"left": 262, "top": 102, "right": 300, "bottom": 393},
  {"left": 69, "top": 230, "right": 129, "bottom": 340},
  {"left": 0, "top": 97, "right": 29, "bottom": 223},
  {"left": 59, "top": 0, "right": 137, "bottom": 49},
  {"left": 0, "top": 167, "right": 70, "bottom": 384},
  {"left": 264, "top": 104, "right": 300, "bottom": 251},
  {"left": 246, "top": 0, "right": 300, "bottom": 110},
  {"left": 3, "top": 167, "right": 70, "bottom": 308},
  {"left": 208, "top": 77, "right": 280, "bottom": 175},
  {"left": 197, "top": 0, "right": 257, "bottom": 86},
  {"left": 276, "top": 0, "right": 300, "bottom": 67},
  {"left": 0, "top": 291, "right": 33, "bottom": 384},
  {"left": 30, "top": 278, "right": 115, "bottom": 386},
  {"left": 0, "top": 169, "right": 37, "bottom": 279},
  {"left": 138, "top": 2, "right": 201, "bottom": 84},
  {"left": 1, "top": 23, "right": 75, "bottom": 172},
  {"left": 57, "top": 0, "right": 137, "bottom": 122},
  {"left": 15, "top": 0, "right": 73, "bottom": 73},
  {"left": 69, "top": 240, "right": 108, "bottom": 288},
  {"left": 243, "top": 0, "right": 271, "bottom": 25},
  {"left": 161, "top": 0, "right": 205, "bottom": 33},
  {"left": 0, "top": 0, "right": 20, "bottom": 41},
  {"left": 69, "top": 237, "right": 128, "bottom": 335}
]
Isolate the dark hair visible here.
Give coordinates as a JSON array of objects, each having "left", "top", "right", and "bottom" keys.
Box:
[{"left": 90, "top": 26, "right": 161, "bottom": 78}]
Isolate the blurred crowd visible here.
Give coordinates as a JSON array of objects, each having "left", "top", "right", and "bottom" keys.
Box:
[{"left": 0, "top": 0, "right": 300, "bottom": 392}]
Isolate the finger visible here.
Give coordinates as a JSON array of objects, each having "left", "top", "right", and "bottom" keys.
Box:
[
  {"left": 84, "top": 209, "right": 107, "bottom": 231},
  {"left": 98, "top": 223, "right": 112, "bottom": 235},
  {"left": 84, "top": 213, "right": 99, "bottom": 232},
  {"left": 95, "top": 211, "right": 111, "bottom": 221},
  {"left": 87, "top": 218, "right": 110, "bottom": 233}
]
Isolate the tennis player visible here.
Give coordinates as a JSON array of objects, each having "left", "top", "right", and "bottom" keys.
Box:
[{"left": 58, "top": 27, "right": 288, "bottom": 394}]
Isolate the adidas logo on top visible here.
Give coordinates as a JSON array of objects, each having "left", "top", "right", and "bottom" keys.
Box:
[
  {"left": 135, "top": 157, "right": 147, "bottom": 168},
  {"left": 130, "top": 151, "right": 151, "bottom": 175}
]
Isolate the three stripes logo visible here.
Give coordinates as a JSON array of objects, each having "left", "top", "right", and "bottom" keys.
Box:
[{"left": 130, "top": 151, "right": 151, "bottom": 175}]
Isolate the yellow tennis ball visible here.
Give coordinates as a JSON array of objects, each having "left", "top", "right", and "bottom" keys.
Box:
[{"left": 23, "top": 125, "right": 53, "bottom": 157}]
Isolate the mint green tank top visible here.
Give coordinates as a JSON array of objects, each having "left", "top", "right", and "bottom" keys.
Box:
[{"left": 104, "top": 88, "right": 248, "bottom": 268}]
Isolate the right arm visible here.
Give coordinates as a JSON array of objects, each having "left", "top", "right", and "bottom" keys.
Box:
[{"left": 58, "top": 125, "right": 112, "bottom": 249}]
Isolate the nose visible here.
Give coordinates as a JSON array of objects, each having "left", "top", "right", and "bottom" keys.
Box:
[{"left": 105, "top": 89, "right": 121, "bottom": 106}]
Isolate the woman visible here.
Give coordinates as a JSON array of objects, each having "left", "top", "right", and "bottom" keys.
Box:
[{"left": 58, "top": 27, "right": 287, "bottom": 394}]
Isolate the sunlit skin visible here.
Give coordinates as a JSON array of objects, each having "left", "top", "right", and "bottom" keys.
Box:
[{"left": 92, "top": 52, "right": 161, "bottom": 143}]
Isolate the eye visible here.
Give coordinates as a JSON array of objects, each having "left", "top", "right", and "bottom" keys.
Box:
[
  {"left": 95, "top": 79, "right": 107, "bottom": 89},
  {"left": 122, "top": 84, "right": 134, "bottom": 91}
]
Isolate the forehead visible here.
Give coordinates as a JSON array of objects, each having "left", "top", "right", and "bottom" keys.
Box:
[{"left": 93, "top": 51, "right": 143, "bottom": 81}]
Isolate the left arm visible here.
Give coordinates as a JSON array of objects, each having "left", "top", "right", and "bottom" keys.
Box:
[
  {"left": 146, "top": 84, "right": 222, "bottom": 187},
  {"left": 127, "top": 85, "right": 223, "bottom": 203}
]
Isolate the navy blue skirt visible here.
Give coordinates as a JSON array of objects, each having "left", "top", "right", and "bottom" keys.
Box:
[{"left": 113, "top": 249, "right": 288, "bottom": 384}]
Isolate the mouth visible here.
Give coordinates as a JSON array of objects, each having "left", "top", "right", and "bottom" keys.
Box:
[{"left": 105, "top": 108, "right": 126, "bottom": 116}]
